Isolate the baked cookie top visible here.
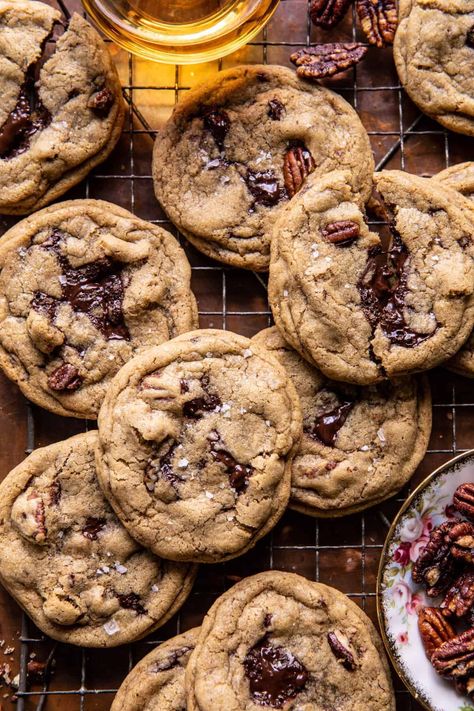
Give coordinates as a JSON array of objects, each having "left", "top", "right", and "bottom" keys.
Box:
[
  {"left": 0, "top": 199, "right": 198, "bottom": 419},
  {"left": 111, "top": 628, "right": 199, "bottom": 711},
  {"left": 0, "top": 432, "right": 196, "bottom": 647},
  {"left": 252, "top": 327, "right": 432, "bottom": 516},
  {"left": 96, "top": 329, "right": 302, "bottom": 563},
  {"left": 0, "top": 1, "right": 124, "bottom": 214},
  {"left": 186, "top": 571, "right": 395, "bottom": 711},
  {"left": 394, "top": 0, "right": 474, "bottom": 136},
  {"left": 153, "top": 64, "right": 374, "bottom": 271},
  {"left": 269, "top": 169, "right": 474, "bottom": 384}
]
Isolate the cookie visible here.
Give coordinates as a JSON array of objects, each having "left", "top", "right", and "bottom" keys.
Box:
[
  {"left": 269, "top": 169, "right": 474, "bottom": 384},
  {"left": 0, "top": 1, "right": 125, "bottom": 215},
  {"left": 153, "top": 64, "right": 374, "bottom": 271},
  {"left": 96, "top": 329, "right": 302, "bottom": 563},
  {"left": 251, "top": 327, "right": 432, "bottom": 517},
  {"left": 186, "top": 571, "right": 395, "bottom": 710},
  {"left": 0, "top": 199, "right": 198, "bottom": 419},
  {"left": 111, "top": 627, "right": 199, "bottom": 710},
  {"left": 0, "top": 432, "right": 196, "bottom": 647},
  {"left": 394, "top": 0, "right": 474, "bottom": 136}
]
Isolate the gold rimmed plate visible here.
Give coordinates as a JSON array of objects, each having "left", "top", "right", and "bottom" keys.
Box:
[{"left": 377, "top": 450, "right": 474, "bottom": 711}]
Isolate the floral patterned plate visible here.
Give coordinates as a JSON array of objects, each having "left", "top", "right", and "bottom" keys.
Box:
[{"left": 377, "top": 450, "right": 474, "bottom": 711}]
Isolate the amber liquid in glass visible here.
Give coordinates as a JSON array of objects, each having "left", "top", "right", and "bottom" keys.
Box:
[{"left": 82, "top": 0, "right": 280, "bottom": 63}]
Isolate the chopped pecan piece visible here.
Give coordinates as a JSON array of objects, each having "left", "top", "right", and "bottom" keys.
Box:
[
  {"left": 432, "top": 628, "right": 474, "bottom": 679},
  {"left": 449, "top": 521, "right": 474, "bottom": 564},
  {"left": 88, "top": 88, "right": 115, "bottom": 117},
  {"left": 310, "top": 0, "right": 353, "bottom": 28},
  {"left": 283, "top": 145, "right": 316, "bottom": 198},
  {"left": 322, "top": 220, "right": 360, "bottom": 247},
  {"left": 48, "top": 363, "right": 83, "bottom": 392},
  {"left": 412, "top": 521, "right": 458, "bottom": 596},
  {"left": 355, "top": 0, "right": 397, "bottom": 47},
  {"left": 441, "top": 571, "right": 474, "bottom": 619},
  {"left": 291, "top": 43, "right": 367, "bottom": 80},
  {"left": 453, "top": 483, "right": 474, "bottom": 521},
  {"left": 327, "top": 631, "right": 357, "bottom": 670},
  {"left": 418, "top": 607, "right": 455, "bottom": 659},
  {"left": 267, "top": 98, "right": 285, "bottom": 120}
]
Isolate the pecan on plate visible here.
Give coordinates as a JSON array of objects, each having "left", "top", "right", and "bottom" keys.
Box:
[
  {"left": 322, "top": 220, "right": 360, "bottom": 247},
  {"left": 418, "top": 607, "right": 456, "bottom": 660},
  {"left": 412, "top": 521, "right": 458, "bottom": 596},
  {"left": 441, "top": 571, "right": 474, "bottom": 619},
  {"left": 449, "top": 521, "right": 474, "bottom": 564},
  {"left": 291, "top": 43, "right": 367, "bottom": 80},
  {"left": 310, "top": 0, "right": 353, "bottom": 29},
  {"left": 432, "top": 628, "right": 474, "bottom": 679},
  {"left": 453, "top": 483, "right": 474, "bottom": 521},
  {"left": 355, "top": 0, "right": 398, "bottom": 47},
  {"left": 283, "top": 144, "right": 316, "bottom": 198},
  {"left": 47, "top": 363, "right": 83, "bottom": 392}
]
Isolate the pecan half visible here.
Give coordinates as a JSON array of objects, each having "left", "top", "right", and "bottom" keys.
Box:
[
  {"left": 291, "top": 43, "right": 367, "bottom": 80},
  {"left": 432, "top": 628, "right": 474, "bottom": 679},
  {"left": 88, "top": 88, "right": 114, "bottom": 117},
  {"left": 449, "top": 521, "right": 474, "bottom": 564},
  {"left": 283, "top": 145, "right": 316, "bottom": 198},
  {"left": 322, "top": 220, "right": 360, "bottom": 247},
  {"left": 418, "top": 607, "right": 456, "bottom": 660},
  {"left": 47, "top": 363, "right": 83, "bottom": 392},
  {"left": 310, "top": 0, "right": 353, "bottom": 28},
  {"left": 441, "top": 571, "right": 474, "bottom": 619},
  {"left": 327, "top": 630, "right": 357, "bottom": 670},
  {"left": 355, "top": 0, "right": 398, "bottom": 47},
  {"left": 453, "top": 483, "right": 474, "bottom": 521},
  {"left": 412, "top": 521, "right": 458, "bottom": 596}
]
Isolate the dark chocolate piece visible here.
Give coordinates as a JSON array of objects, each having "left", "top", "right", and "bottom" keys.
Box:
[{"left": 244, "top": 638, "right": 308, "bottom": 708}]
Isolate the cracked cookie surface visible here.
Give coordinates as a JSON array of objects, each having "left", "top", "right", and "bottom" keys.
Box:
[
  {"left": 0, "top": 199, "right": 198, "bottom": 419},
  {"left": 251, "top": 327, "right": 432, "bottom": 516},
  {"left": 96, "top": 329, "right": 302, "bottom": 563},
  {"left": 0, "top": 1, "right": 125, "bottom": 214},
  {"left": 186, "top": 571, "right": 395, "bottom": 710},
  {"left": 111, "top": 627, "right": 199, "bottom": 710},
  {"left": 394, "top": 0, "right": 474, "bottom": 136},
  {"left": 152, "top": 64, "right": 374, "bottom": 271},
  {"left": 269, "top": 169, "right": 474, "bottom": 384},
  {"left": 0, "top": 432, "right": 196, "bottom": 647}
]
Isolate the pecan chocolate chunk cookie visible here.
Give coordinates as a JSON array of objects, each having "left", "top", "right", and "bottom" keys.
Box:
[
  {"left": 111, "top": 627, "right": 199, "bottom": 710},
  {"left": 269, "top": 169, "right": 474, "bottom": 384},
  {"left": 0, "top": 1, "right": 125, "bottom": 214},
  {"left": 252, "top": 327, "right": 432, "bottom": 516},
  {"left": 394, "top": 0, "right": 474, "bottom": 136},
  {"left": 96, "top": 329, "right": 302, "bottom": 563},
  {"left": 153, "top": 64, "right": 374, "bottom": 271},
  {"left": 0, "top": 200, "right": 198, "bottom": 419},
  {"left": 186, "top": 571, "right": 395, "bottom": 710},
  {"left": 0, "top": 432, "right": 196, "bottom": 647}
]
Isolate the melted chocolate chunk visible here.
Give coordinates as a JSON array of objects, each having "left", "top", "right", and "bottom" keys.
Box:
[
  {"left": 183, "top": 374, "right": 222, "bottom": 418},
  {"left": 327, "top": 631, "right": 357, "bottom": 671},
  {"left": 117, "top": 592, "right": 147, "bottom": 615},
  {"left": 268, "top": 99, "right": 285, "bottom": 120},
  {"left": 154, "top": 646, "right": 192, "bottom": 672},
  {"left": 357, "top": 230, "right": 435, "bottom": 348},
  {"left": 467, "top": 26, "right": 474, "bottom": 48},
  {"left": 246, "top": 169, "right": 285, "bottom": 207},
  {"left": 210, "top": 445, "right": 254, "bottom": 492},
  {"left": 82, "top": 517, "right": 106, "bottom": 540},
  {"left": 243, "top": 638, "right": 308, "bottom": 708},
  {"left": 31, "top": 291, "right": 59, "bottom": 320},
  {"left": 202, "top": 108, "right": 230, "bottom": 151},
  {"left": 180, "top": 379, "right": 190, "bottom": 393},
  {"left": 88, "top": 87, "right": 114, "bottom": 117},
  {"left": 305, "top": 397, "right": 354, "bottom": 447}
]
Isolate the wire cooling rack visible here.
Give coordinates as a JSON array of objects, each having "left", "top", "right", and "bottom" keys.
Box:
[{"left": 1, "top": 0, "right": 474, "bottom": 709}]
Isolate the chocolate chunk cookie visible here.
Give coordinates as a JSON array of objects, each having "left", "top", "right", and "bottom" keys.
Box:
[
  {"left": 0, "top": 1, "right": 125, "bottom": 215},
  {"left": 186, "top": 571, "right": 395, "bottom": 710},
  {"left": 153, "top": 64, "right": 374, "bottom": 271},
  {"left": 111, "top": 627, "right": 199, "bottom": 710},
  {"left": 269, "top": 169, "right": 474, "bottom": 384},
  {"left": 252, "top": 327, "right": 432, "bottom": 516},
  {"left": 96, "top": 329, "right": 302, "bottom": 563},
  {"left": 394, "top": 0, "right": 474, "bottom": 136},
  {"left": 0, "top": 432, "right": 196, "bottom": 647},
  {"left": 0, "top": 199, "right": 198, "bottom": 419}
]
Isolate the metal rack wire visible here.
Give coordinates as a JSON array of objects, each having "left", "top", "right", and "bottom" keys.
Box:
[{"left": 2, "top": 0, "right": 472, "bottom": 709}]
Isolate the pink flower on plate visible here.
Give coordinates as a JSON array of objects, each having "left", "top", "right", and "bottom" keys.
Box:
[
  {"left": 410, "top": 535, "right": 430, "bottom": 563},
  {"left": 392, "top": 580, "right": 412, "bottom": 608},
  {"left": 397, "top": 632, "right": 409, "bottom": 645},
  {"left": 393, "top": 541, "right": 411, "bottom": 566},
  {"left": 406, "top": 591, "right": 423, "bottom": 615},
  {"left": 399, "top": 511, "right": 424, "bottom": 543},
  {"left": 422, "top": 516, "right": 433, "bottom": 537}
]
